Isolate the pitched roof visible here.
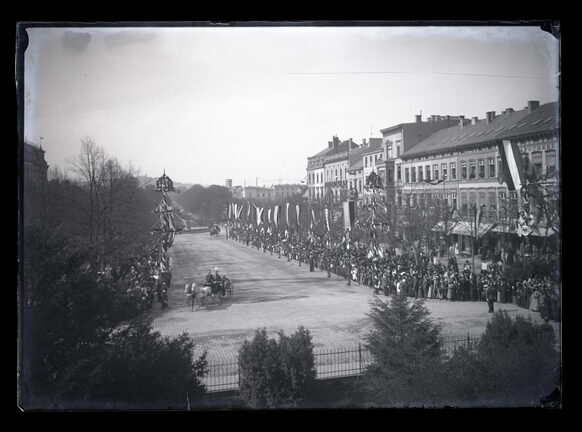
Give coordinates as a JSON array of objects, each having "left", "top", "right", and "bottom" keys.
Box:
[
  {"left": 496, "top": 102, "right": 558, "bottom": 140},
  {"left": 308, "top": 146, "right": 332, "bottom": 159},
  {"left": 402, "top": 108, "right": 531, "bottom": 159},
  {"left": 360, "top": 138, "right": 383, "bottom": 155}
]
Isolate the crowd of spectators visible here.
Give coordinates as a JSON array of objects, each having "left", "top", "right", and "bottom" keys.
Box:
[{"left": 227, "top": 223, "right": 560, "bottom": 320}]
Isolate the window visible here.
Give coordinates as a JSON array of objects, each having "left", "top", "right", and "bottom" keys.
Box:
[
  {"left": 411, "top": 167, "right": 416, "bottom": 183},
  {"left": 396, "top": 146, "right": 401, "bottom": 157},
  {"left": 433, "top": 164, "right": 439, "bottom": 180},
  {"left": 397, "top": 191, "right": 402, "bottom": 206},
  {"left": 335, "top": 168, "right": 338, "bottom": 179},
  {"left": 450, "top": 162, "right": 457, "bottom": 180},
  {"left": 478, "top": 160, "right": 485, "bottom": 178},
  {"left": 412, "top": 194, "right": 418, "bottom": 206},
  {"left": 532, "top": 152, "right": 543, "bottom": 174},
  {"left": 489, "top": 191, "right": 497, "bottom": 212},
  {"left": 497, "top": 157, "right": 503, "bottom": 179},
  {"left": 405, "top": 167, "right": 410, "bottom": 183},
  {"left": 489, "top": 158, "right": 496, "bottom": 178},
  {"left": 545, "top": 150, "right": 556, "bottom": 176},
  {"left": 387, "top": 169, "right": 393, "bottom": 183},
  {"left": 375, "top": 154, "right": 378, "bottom": 163},
  {"left": 387, "top": 145, "right": 393, "bottom": 159},
  {"left": 397, "top": 165, "right": 402, "bottom": 182},
  {"left": 460, "top": 192, "right": 468, "bottom": 216},
  {"left": 461, "top": 161, "right": 467, "bottom": 179},
  {"left": 523, "top": 153, "right": 531, "bottom": 174},
  {"left": 339, "top": 169, "right": 342, "bottom": 180},
  {"left": 425, "top": 165, "right": 430, "bottom": 181},
  {"left": 365, "top": 157, "right": 368, "bottom": 168},
  {"left": 418, "top": 166, "right": 423, "bottom": 182},
  {"left": 451, "top": 193, "right": 457, "bottom": 209},
  {"left": 469, "top": 161, "right": 476, "bottom": 179},
  {"left": 441, "top": 163, "right": 447, "bottom": 180}
]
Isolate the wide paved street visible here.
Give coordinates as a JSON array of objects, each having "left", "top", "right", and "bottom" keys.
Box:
[{"left": 149, "top": 232, "right": 558, "bottom": 362}]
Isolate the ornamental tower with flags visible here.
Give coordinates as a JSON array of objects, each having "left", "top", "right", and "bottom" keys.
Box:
[{"left": 151, "top": 170, "right": 184, "bottom": 308}]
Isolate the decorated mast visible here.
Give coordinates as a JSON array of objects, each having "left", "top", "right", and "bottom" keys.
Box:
[{"left": 151, "top": 170, "right": 182, "bottom": 309}]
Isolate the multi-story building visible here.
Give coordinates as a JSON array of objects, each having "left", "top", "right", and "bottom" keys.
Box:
[
  {"left": 360, "top": 138, "right": 385, "bottom": 203},
  {"left": 273, "top": 183, "right": 306, "bottom": 201},
  {"left": 395, "top": 100, "right": 558, "bottom": 255},
  {"left": 306, "top": 146, "right": 331, "bottom": 202},
  {"left": 346, "top": 141, "right": 369, "bottom": 205},
  {"left": 322, "top": 137, "right": 360, "bottom": 203},
  {"left": 242, "top": 186, "right": 274, "bottom": 202},
  {"left": 22, "top": 142, "right": 49, "bottom": 227},
  {"left": 381, "top": 114, "right": 463, "bottom": 203},
  {"left": 307, "top": 136, "right": 359, "bottom": 203}
]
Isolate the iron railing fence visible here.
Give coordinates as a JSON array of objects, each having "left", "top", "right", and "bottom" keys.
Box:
[{"left": 203, "top": 336, "right": 483, "bottom": 393}]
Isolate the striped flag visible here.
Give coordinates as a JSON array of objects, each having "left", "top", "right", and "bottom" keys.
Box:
[
  {"left": 236, "top": 203, "right": 243, "bottom": 220},
  {"left": 274, "top": 205, "right": 280, "bottom": 228},
  {"left": 325, "top": 208, "right": 330, "bottom": 232},
  {"left": 267, "top": 207, "right": 272, "bottom": 224},
  {"left": 310, "top": 208, "right": 316, "bottom": 229},
  {"left": 247, "top": 201, "right": 251, "bottom": 220},
  {"left": 498, "top": 139, "right": 526, "bottom": 191},
  {"left": 296, "top": 204, "right": 301, "bottom": 227},
  {"left": 286, "top": 203, "right": 290, "bottom": 226}
]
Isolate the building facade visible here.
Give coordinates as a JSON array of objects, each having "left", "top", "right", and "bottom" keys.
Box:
[
  {"left": 273, "top": 184, "right": 306, "bottom": 201},
  {"left": 395, "top": 100, "right": 558, "bottom": 256},
  {"left": 22, "top": 142, "right": 49, "bottom": 227},
  {"left": 381, "top": 114, "right": 463, "bottom": 203},
  {"left": 242, "top": 186, "right": 274, "bottom": 202}
]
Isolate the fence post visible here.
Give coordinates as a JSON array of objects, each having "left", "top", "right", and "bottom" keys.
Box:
[{"left": 358, "top": 343, "right": 362, "bottom": 375}]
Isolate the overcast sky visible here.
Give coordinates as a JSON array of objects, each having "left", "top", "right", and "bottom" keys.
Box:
[{"left": 23, "top": 24, "right": 559, "bottom": 187}]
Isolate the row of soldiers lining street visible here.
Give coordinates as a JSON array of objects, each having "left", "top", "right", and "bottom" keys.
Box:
[{"left": 226, "top": 223, "right": 559, "bottom": 320}]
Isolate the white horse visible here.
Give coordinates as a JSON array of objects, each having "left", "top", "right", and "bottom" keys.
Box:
[{"left": 185, "top": 281, "right": 213, "bottom": 311}]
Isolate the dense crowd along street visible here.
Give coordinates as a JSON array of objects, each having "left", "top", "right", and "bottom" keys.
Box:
[{"left": 226, "top": 222, "right": 560, "bottom": 320}]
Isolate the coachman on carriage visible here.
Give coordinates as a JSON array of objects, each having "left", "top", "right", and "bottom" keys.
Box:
[
  {"left": 209, "top": 224, "right": 221, "bottom": 237},
  {"left": 185, "top": 267, "right": 233, "bottom": 310}
]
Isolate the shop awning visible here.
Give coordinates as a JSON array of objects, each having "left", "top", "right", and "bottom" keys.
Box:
[
  {"left": 450, "top": 221, "right": 497, "bottom": 238},
  {"left": 431, "top": 220, "right": 459, "bottom": 233}
]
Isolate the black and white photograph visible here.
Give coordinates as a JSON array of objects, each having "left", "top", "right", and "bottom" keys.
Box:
[{"left": 17, "top": 21, "right": 561, "bottom": 410}]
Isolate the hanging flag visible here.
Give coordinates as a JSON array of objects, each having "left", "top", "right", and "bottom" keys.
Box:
[
  {"left": 325, "top": 208, "right": 330, "bottom": 232},
  {"left": 274, "top": 205, "right": 280, "bottom": 228},
  {"left": 256, "top": 206, "right": 261, "bottom": 225},
  {"left": 310, "top": 208, "right": 316, "bottom": 229},
  {"left": 296, "top": 204, "right": 301, "bottom": 227},
  {"left": 227, "top": 202, "right": 232, "bottom": 220},
  {"left": 237, "top": 203, "right": 243, "bottom": 220},
  {"left": 286, "top": 203, "right": 290, "bottom": 226},
  {"left": 268, "top": 207, "right": 272, "bottom": 224},
  {"left": 498, "top": 139, "right": 526, "bottom": 191}
]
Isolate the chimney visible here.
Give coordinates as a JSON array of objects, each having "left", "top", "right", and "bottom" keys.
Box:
[
  {"left": 486, "top": 111, "right": 496, "bottom": 123},
  {"left": 431, "top": 115, "right": 437, "bottom": 123},
  {"left": 415, "top": 114, "right": 422, "bottom": 123},
  {"left": 527, "top": 100, "right": 540, "bottom": 113},
  {"left": 506, "top": 107, "right": 514, "bottom": 115},
  {"left": 333, "top": 136, "right": 339, "bottom": 148},
  {"left": 459, "top": 115, "right": 465, "bottom": 128},
  {"left": 471, "top": 116, "right": 479, "bottom": 125},
  {"left": 328, "top": 141, "right": 333, "bottom": 149},
  {"left": 362, "top": 138, "right": 367, "bottom": 146}
]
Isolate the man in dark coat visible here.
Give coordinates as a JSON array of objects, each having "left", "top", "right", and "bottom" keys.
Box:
[{"left": 486, "top": 283, "right": 496, "bottom": 313}]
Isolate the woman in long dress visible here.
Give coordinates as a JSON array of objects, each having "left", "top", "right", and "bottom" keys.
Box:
[
  {"left": 447, "top": 273, "right": 454, "bottom": 301},
  {"left": 530, "top": 286, "right": 541, "bottom": 312}
]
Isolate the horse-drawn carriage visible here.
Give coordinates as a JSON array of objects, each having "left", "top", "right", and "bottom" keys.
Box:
[
  {"left": 184, "top": 270, "right": 233, "bottom": 310},
  {"left": 209, "top": 224, "right": 221, "bottom": 237}
]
